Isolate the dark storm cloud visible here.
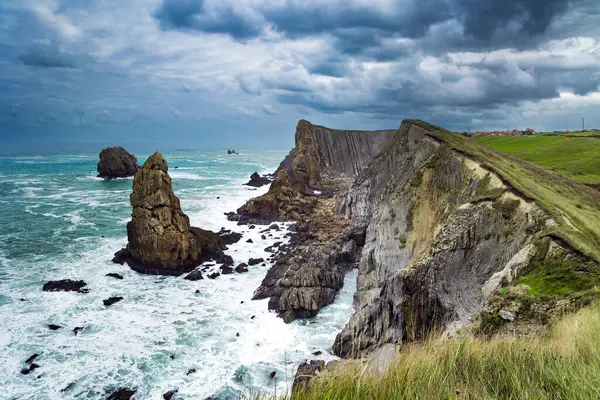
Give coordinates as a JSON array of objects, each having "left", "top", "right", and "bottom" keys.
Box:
[
  {"left": 153, "top": 0, "right": 588, "bottom": 55},
  {"left": 153, "top": 0, "right": 261, "bottom": 40}
]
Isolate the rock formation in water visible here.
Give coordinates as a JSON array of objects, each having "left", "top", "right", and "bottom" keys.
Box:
[
  {"left": 227, "top": 149, "right": 238, "bottom": 155},
  {"left": 244, "top": 172, "right": 271, "bottom": 187},
  {"left": 97, "top": 146, "right": 139, "bottom": 178},
  {"left": 113, "top": 152, "right": 226, "bottom": 275},
  {"left": 230, "top": 119, "right": 600, "bottom": 362}
]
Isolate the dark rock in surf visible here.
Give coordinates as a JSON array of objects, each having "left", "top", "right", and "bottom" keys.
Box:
[
  {"left": 220, "top": 265, "right": 234, "bottom": 274},
  {"left": 187, "top": 368, "right": 196, "bottom": 375},
  {"left": 184, "top": 270, "right": 203, "bottom": 281},
  {"left": 97, "top": 146, "right": 138, "bottom": 179},
  {"left": 163, "top": 390, "right": 178, "bottom": 400},
  {"left": 113, "top": 152, "right": 226, "bottom": 276},
  {"left": 43, "top": 279, "right": 88, "bottom": 293},
  {"left": 207, "top": 272, "right": 220, "bottom": 279},
  {"left": 61, "top": 382, "right": 76, "bottom": 392},
  {"left": 103, "top": 296, "right": 123, "bottom": 307},
  {"left": 244, "top": 172, "right": 271, "bottom": 188},
  {"left": 235, "top": 263, "right": 248, "bottom": 273},
  {"left": 20, "top": 363, "right": 41, "bottom": 375},
  {"left": 218, "top": 229, "right": 242, "bottom": 245},
  {"left": 106, "top": 387, "right": 136, "bottom": 400},
  {"left": 106, "top": 273, "right": 124, "bottom": 280},
  {"left": 48, "top": 324, "right": 62, "bottom": 331},
  {"left": 73, "top": 326, "right": 84, "bottom": 335},
  {"left": 248, "top": 258, "right": 264, "bottom": 266},
  {"left": 25, "top": 354, "right": 39, "bottom": 364}
]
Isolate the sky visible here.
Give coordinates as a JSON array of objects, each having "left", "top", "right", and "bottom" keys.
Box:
[{"left": 0, "top": 0, "right": 599, "bottom": 154}]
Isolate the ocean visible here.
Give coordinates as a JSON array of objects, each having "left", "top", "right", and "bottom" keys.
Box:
[{"left": 0, "top": 150, "right": 356, "bottom": 399}]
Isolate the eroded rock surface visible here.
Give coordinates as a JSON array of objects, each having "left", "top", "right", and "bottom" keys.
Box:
[
  {"left": 113, "top": 152, "right": 226, "bottom": 275},
  {"left": 97, "top": 146, "right": 138, "bottom": 178}
]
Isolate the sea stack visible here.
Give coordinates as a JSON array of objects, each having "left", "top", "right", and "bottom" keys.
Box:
[
  {"left": 113, "top": 152, "right": 226, "bottom": 275},
  {"left": 97, "top": 146, "right": 139, "bottom": 178}
]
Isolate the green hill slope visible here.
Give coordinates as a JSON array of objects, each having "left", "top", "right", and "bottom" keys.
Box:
[{"left": 474, "top": 135, "right": 600, "bottom": 186}]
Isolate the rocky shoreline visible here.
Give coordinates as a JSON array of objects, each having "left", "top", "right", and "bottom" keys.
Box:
[{"left": 223, "top": 118, "right": 600, "bottom": 394}]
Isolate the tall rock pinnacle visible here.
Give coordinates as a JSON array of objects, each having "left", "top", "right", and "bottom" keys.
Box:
[{"left": 113, "top": 152, "right": 225, "bottom": 275}]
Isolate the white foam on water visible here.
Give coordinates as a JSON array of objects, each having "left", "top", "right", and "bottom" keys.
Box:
[{"left": 0, "top": 151, "right": 357, "bottom": 399}]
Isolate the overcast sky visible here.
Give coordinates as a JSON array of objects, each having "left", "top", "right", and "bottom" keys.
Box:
[{"left": 1, "top": 0, "right": 599, "bottom": 154}]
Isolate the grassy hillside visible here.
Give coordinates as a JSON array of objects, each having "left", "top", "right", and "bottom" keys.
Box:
[
  {"left": 288, "top": 303, "right": 600, "bottom": 400},
  {"left": 475, "top": 135, "right": 600, "bottom": 185},
  {"left": 404, "top": 120, "right": 600, "bottom": 264}
]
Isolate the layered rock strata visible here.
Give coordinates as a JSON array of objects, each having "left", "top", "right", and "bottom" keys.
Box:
[
  {"left": 235, "top": 119, "right": 600, "bottom": 364},
  {"left": 113, "top": 152, "right": 226, "bottom": 275},
  {"left": 231, "top": 120, "right": 395, "bottom": 322}
]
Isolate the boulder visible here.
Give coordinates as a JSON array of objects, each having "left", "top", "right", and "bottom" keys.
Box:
[
  {"left": 163, "top": 390, "right": 178, "bottom": 400},
  {"left": 235, "top": 263, "right": 248, "bottom": 273},
  {"left": 244, "top": 172, "right": 271, "bottom": 188},
  {"left": 113, "top": 152, "right": 226, "bottom": 276},
  {"left": 292, "top": 360, "right": 325, "bottom": 394},
  {"left": 42, "top": 279, "right": 88, "bottom": 294},
  {"left": 218, "top": 229, "right": 243, "bottom": 245},
  {"left": 220, "top": 265, "right": 234, "bottom": 274},
  {"left": 48, "top": 324, "right": 62, "bottom": 331},
  {"left": 97, "top": 147, "right": 138, "bottom": 179},
  {"left": 103, "top": 296, "right": 123, "bottom": 306},
  {"left": 184, "top": 270, "right": 203, "bottom": 281},
  {"left": 106, "top": 273, "right": 124, "bottom": 280},
  {"left": 248, "top": 258, "right": 264, "bottom": 266}
]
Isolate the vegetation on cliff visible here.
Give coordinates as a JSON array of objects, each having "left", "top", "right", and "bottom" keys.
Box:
[
  {"left": 475, "top": 135, "right": 600, "bottom": 186},
  {"left": 408, "top": 120, "right": 600, "bottom": 263},
  {"left": 284, "top": 302, "right": 600, "bottom": 400}
]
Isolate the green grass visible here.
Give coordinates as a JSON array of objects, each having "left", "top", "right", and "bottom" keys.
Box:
[
  {"left": 402, "top": 120, "right": 600, "bottom": 264},
  {"left": 474, "top": 135, "right": 600, "bottom": 185},
  {"left": 284, "top": 303, "right": 600, "bottom": 400},
  {"left": 541, "top": 131, "right": 600, "bottom": 138}
]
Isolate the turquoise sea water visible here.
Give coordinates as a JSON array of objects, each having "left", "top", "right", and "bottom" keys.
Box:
[{"left": 0, "top": 151, "right": 356, "bottom": 399}]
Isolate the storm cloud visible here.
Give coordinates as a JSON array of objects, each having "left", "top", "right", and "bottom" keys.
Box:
[{"left": 0, "top": 0, "right": 599, "bottom": 154}]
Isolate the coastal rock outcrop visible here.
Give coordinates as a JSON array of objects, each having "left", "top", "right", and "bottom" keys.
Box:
[
  {"left": 231, "top": 120, "right": 395, "bottom": 322},
  {"left": 113, "top": 152, "right": 226, "bottom": 275},
  {"left": 235, "top": 118, "right": 600, "bottom": 364},
  {"left": 97, "top": 146, "right": 138, "bottom": 178},
  {"left": 244, "top": 172, "right": 271, "bottom": 187}
]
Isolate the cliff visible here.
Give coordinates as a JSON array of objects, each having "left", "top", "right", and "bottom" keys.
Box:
[{"left": 236, "top": 119, "right": 600, "bottom": 359}]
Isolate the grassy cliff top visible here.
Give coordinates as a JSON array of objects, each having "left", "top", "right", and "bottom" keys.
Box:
[
  {"left": 405, "top": 120, "right": 600, "bottom": 263},
  {"left": 475, "top": 135, "right": 600, "bottom": 185}
]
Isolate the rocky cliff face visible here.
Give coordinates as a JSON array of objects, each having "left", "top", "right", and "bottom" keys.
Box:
[
  {"left": 243, "top": 119, "right": 600, "bottom": 361},
  {"left": 232, "top": 120, "right": 394, "bottom": 322},
  {"left": 113, "top": 152, "right": 226, "bottom": 275},
  {"left": 97, "top": 146, "right": 139, "bottom": 178}
]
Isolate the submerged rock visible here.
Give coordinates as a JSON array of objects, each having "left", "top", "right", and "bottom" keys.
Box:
[
  {"left": 47, "top": 324, "right": 62, "bottom": 331},
  {"left": 42, "top": 280, "right": 88, "bottom": 294},
  {"left": 97, "top": 146, "right": 138, "bottom": 179},
  {"left": 113, "top": 152, "right": 226, "bottom": 276},
  {"left": 106, "top": 273, "right": 124, "bottom": 280}
]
